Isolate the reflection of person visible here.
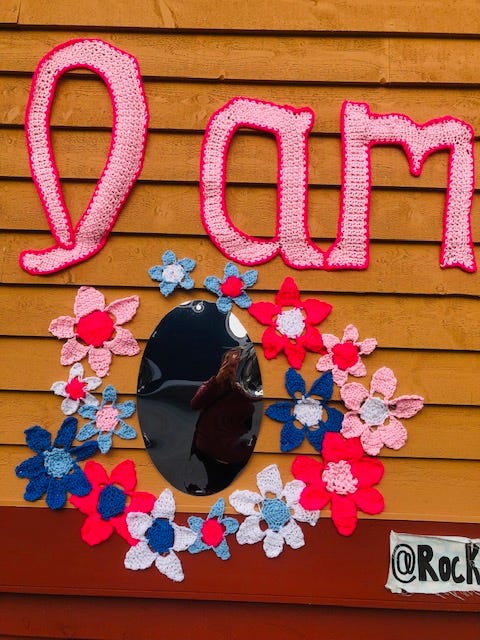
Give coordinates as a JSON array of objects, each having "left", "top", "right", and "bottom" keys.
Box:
[{"left": 189, "top": 348, "right": 257, "bottom": 494}]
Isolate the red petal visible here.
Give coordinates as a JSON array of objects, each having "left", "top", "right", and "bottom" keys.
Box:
[
  {"left": 83, "top": 460, "right": 109, "bottom": 487},
  {"left": 283, "top": 340, "right": 306, "bottom": 369},
  {"left": 302, "top": 299, "right": 332, "bottom": 324},
  {"left": 70, "top": 488, "right": 100, "bottom": 515},
  {"left": 127, "top": 491, "right": 156, "bottom": 515},
  {"left": 355, "top": 487, "right": 385, "bottom": 515},
  {"left": 297, "top": 325, "right": 325, "bottom": 354},
  {"left": 275, "top": 277, "right": 301, "bottom": 307},
  {"left": 321, "top": 433, "right": 364, "bottom": 463},
  {"left": 292, "top": 455, "right": 323, "bottom": 484},
  {"left": 351, "top": 457, "right": 384, "bottom": 488},
  {"left": 300, "top": 483, "right": 331, "bottom": 511},
  {"left": 248, "top": 302, "right": 280, "bottom": 325},
  {"left": 330, "top": 494, "right": 358, "bottom": 536},
  {"left": 110, "top": 460, "right": 137, "bottom": 491},
  {"left": 80, "top": 514, "right": 113, "bottom": 546},
  {"left": 111, "top": 515, "right": 137, "bottom": 545},
  {"left": 262, "top": 326, "right": 286, "bottom": 360}
]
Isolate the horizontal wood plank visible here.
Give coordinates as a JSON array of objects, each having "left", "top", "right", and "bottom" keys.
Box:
[{"left": 0, "top": 1, "right": 19, "bottom": 24}]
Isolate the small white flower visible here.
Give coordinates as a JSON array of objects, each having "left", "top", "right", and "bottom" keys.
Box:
[{"left": 50, "top": 363, "right": 101, "bottom": 415}]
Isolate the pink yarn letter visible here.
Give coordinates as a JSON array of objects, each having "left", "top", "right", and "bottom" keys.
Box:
[{"left": 20, "top": 39, "right": 149, "bottom": 275}]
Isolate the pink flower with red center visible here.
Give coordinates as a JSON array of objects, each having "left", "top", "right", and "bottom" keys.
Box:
[
  {"left": 70, "top": 459, "right": 156, "bottom": 546},
  {"left": 316, "top": 324, "right": 377, "bottom": 386},
  {"left": 50, "top": 363, "right": 102, "bottom": 415},
  {"left": 340, "top": 366, "right": 424, "bottom": 455},
  {"left": 48, "top": 286, "right": 140, "bottom": 377},
  {"left": 248, "top": 277, "right": 332, "bottom": 369},
  {"left": 292, "top": 433, "right": 385, "bottom": 536}
]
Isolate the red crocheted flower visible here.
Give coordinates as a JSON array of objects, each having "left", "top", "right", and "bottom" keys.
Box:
[
  {"left": 291, "top": 433, "right": 384, "bottom": 536},
  {"left": 70, "top": 460, "right": 155, "bottom": 546},
  {"left": 248, "top": 277, "right": 332, "bottom": 369}
]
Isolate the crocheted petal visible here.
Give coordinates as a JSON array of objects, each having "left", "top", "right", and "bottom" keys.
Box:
[
  {"left": 155, "top": 550, "right": 184, "bottom": 582},
  {"left": 82, "top": 392, "right": 99, "bottom": 407},
  {"left": 348, "top": 360, "right": 367, "bottom": 378},
  {"left": 222, "top": 517, "right": 239, "bottom": 535},
  {"left": 178, "top": 257, "right": 196, "bottom": 272},
  {"left": 351, "top": 457, "right": 384, "bottom": 488},
  {"left": 370, "top": 367, "right": 397, "bottom": 400},
  {"left": 105, "top": 296, "right": 139, "bottom": 325},
  {"left": 111, "top": 516, "right": 136, "bottom": 545},
  {"left": 88, "top": 348, "right": 112, "bottom": 378},
  {"left": 323, "top": 432, "right": 364, "bottom": 463},
  {"left": 281, "top": 518, "right": 305, "bottom": 550},
  {"left": 216, "top": 296, "right": 233, "bottom": 314},
  {"left": 116, "top": 422, "right": 137, "bottom": 440},
  {"left": 78, "top": 401, "right": 98, "bottom": 418},
  {"left": 378, "top": 417, "right": 408, "bottom": 450},
  {"left": 70, "top": 487, "right": 100, "bottom": 515},
  {"left": 46, "top": 478, "right": 68, "bottom": 510},
  {"left": 331, "top": 495, "right": 358, "bottom": 536},
  {"left": 65, "top": 467, "right": 91, "bottom": 497},
  {"left": 316, "top": 353, "right": 334, "bottom": 372},
  {"left": 172, "top": 524, "right": 197, "bottom": 552},
  {"left": 291, "top": 503, "right": 320, "bottom": 526},
  {"left": 340, "top": 382, "right": 369, "bottom": 411},
  {"left": 69, "top": 363, "right": 85, "bottom": 382},
  {"left": 332, "top": 368, "right": 348, "bottom": 387},
  {"left": 125, "top": 540, "right": 157, "bottom": 570},
  {"left": 360, "top": 428, "right": 384, "bottom": 456},
  {"left": 233, "top": 292, "right": 252, "bottom": 309},
  {"left": 109, "top": 459, "right": 136, "bottom": 490},
  {"left": 275, "top": 277, "right": 300, "bottom": 307},
  {"left": 76, "top": 422, "right": 98, "bottom": 441},
  {"left": 203, "top": 276, "right": 222, "bottom": 295},
  {"left": 237, "top": 515, "right": 264, "bottom": 545},
  {"left": 16, "top": 454, "right": 45, "bottom": 480},
  {"left": 321, "top": 334, "right": 339, "bottom": 351},
  {"left": 305, "top": 427, "right": 325, "bottom": 452},
  {"left": 53, "top": 416, "right": 77, "bottom": 448},
  {"left": 229, "top": 490, "right": 262, "bottom": 516},
  {"left": 324, "top": 406, "right": 344, "bottom": 433},
  {"left": 74, "top": 286, "right": 105, "bottom": 318},
  {"left": 359, "top": 337, "right": 377, "bottom": 355},
  {"left": 262, "top": 326, "right": 286, "bottom": 360},
  {"left": 208, "top": 498, "right": 225, "bottom": 520},
  {"left": 282, "top": 479, "right": 305, "bottom": 507},
  {"left": 297, "top": 325, "right": 324, "bottom": 354},
  {"left": 128, "top": 492, "right": 156, "bottom": 515},
  {"left": 283, "top": 341, "right": 306, "bottom": 370},
  {"left": 160, "top": 280, "right": 178, "bottom": 297},
  {"left": 299, "top": 483, "right": 330, "bottom": 511},
  {"left": 49, "top": 315, "right": 76, "bottom": 339},
  {"left": 342, "top": 324, "right": 359, "bottom": 342},
  {"left": 105, "top": 327, "right": 140, "bottom": 356},
  {"left": 181, "top": 275, "right": 195, "bottom": 290},
  {"left": 265, "top": 401, "right": 293, "bottom": 423},
  {"left": 285, "top": 368, "right": 306, "bottom": 396},
  {"left": 187, "top": 516, "right": 204, "bottom": 533},
  {"left": 248, "top": 301, "right": 280, "bottom": 325},
  {"left": 263, "top": 530, "right": 285, "bottom": 558},
  {"left": 24, "top": 426, "right": 52, "bottom": 454},
  {"left": 309, "top": 371, "right": 333, "bottom": 400},
  {"left": 355, "top": 487, "right": 385, "bottom": 515},
  {"left": 214, "top": 538, "right": 231, "bottom": 560},
  {"left": 391, "top": 395, "right": 424, "bottom": 419},
  {"left": 188, "top": 538, "right": 209, "bottom": 555},
  {"left": 60, "top": 397, "right": 80, "bottom": 416},
  {"left": 148, "top": 265, "right": 164, "bottom": 282},
  {"left": 127, "top": 512, "right": 153, "bottom": 541},
  {"left": 61, "top": 338, "right": 89, "bottom": 366},
  {"left": 280, "top": 422, "right": 305, "bottom": 452},
  {"left": 291, "top": 455, "right": 322, "bottom": 484},
  {"left": 256, "top": 463, "right": 283, "bottom": 498},
  {"left": 97, "top": 433, "right": 113, "bottom": 454},
  {"left": 152, "top": 489, "right": 176, "bottom": 520},
  {"left": 50, "top": 381, "right": 67, "bottom": 397},
  {"left": 24, "top": 474, "right": 49, "bottom": 501},
  {"left": 80, "top": 514, "right": 113, "bottom": 546},
  {"left": 224, "top": 262, "right": 240, "bottom": 277},
  {"left": 301, "top": 299, "right": 332, "bottom": 325},
  {"left": 341, "top": 413, "right": 366, "bottom": 439},
  {"left": 241, "top": 269, "right": 258, "bottom": 287},
  {"left": 162, "top": 250, "right": 176, "bottom": 265}
]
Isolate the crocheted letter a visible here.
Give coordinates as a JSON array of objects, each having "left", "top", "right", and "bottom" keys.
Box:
[{"left": 20, "top": 39, "right": 149, "bottom": 275}]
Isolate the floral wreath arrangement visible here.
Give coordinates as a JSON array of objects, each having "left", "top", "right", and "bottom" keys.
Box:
[{"left": 15, "top": 251, "right": 425, "bottom": 582}]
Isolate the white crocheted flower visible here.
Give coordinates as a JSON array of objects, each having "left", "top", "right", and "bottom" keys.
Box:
[
  {"left": 124, "top": 489, "right": 196, "bottom": 582},
  {"left": 229, "top": 464, "right": 319, "bottom": 558},
  {"left": 50, "top": 363, "right": 101, "bottom": 415}
]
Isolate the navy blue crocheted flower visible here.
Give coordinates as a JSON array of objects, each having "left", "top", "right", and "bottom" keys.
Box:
[
  {"left": 265, "top": 369, "right": 343, "bottom": 452},
  {"left": 15, "top": 417, "right": 98, "bottom": 510}
]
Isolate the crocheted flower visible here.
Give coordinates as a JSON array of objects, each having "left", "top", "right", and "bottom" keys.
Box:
[
  {"left": 148, "top": 250, "right": 196, "bottom": 296},
  {"left": 125, "top": 488, "right": 197, "bottom": 582},
  {"left": 50, "top": 363, "right": 102, "bottom": 415},
  {"left": 15, "top": 417, "right": 97, "bottom": 510},
  {"left": 340, "top": 366, "right": 424, "bottom": 455},
  {"left": 77, "top": 385, "right": 137, "bottom": 454},
  {"left": 49, "top": 286, "right": 140, "bottom": 378},
  {"left": 188, "top": 498, "right": 239, "bottom": 560},
  {"left": 70, "top": 460, "right": 156, "bottom": 546},
  {"left": 292, "top": 433, "right": 384, "bottom": 536},
  {"left": 316, "top": 324, "right": 377, "bottom": 387},
  {"left": 248, "top": 277, "right": 332, "bottom": 369},
  {"left": 229, "top": 464, "right": 319, "bottom": 558},
  {"left": 266, "top": 369, "right": 343, "bottom": 453},
  {"left": 204, "top": 262, "right": 257, "bottom": 313}
]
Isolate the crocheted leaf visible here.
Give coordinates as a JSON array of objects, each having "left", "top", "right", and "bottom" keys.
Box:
[
  {"left": 280, "top": 422, "right": 305, "bottom": 452},
  {"left": 25, "top": 426, "right": 51, "bottom": 454},
  {"left": 309, "top": 371, "right": 333, "bottom": 400},
  {"left": 265, "top": 401, "right": 293, "bottom": 423},
  {"left": 285, "top": 368, "right": 306, "bottom": 396}
]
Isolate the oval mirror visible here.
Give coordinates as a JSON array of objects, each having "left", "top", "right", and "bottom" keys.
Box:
[{"left": 137, "top": 300, "right": 263, "bottom": 496}]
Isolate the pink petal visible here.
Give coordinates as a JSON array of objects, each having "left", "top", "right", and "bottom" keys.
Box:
[
  {"left": 342, "top": 324, "right": 359, "bottom": 343},
  {"left": 49, "top": 316, "right": 76, "bottom": 339},
  {"left": 74, "top": 286, "right": 106, "bottom": 319},
  {"left": 316, "top": 353, "right": 334, "bottom": 372},
  {"left": 330, "top": 494, "right": 358, "bottom": 536},
  {"left": 359, "top": 337, "right": 377, "bottom": 355},
  {"left": 110, "top": 460, "right": 137, "bottom": 491},
  {"left": 83, "top": 460, "right": 109, "bottom": 487},
  {"left": 370, "top": 367, "right": 397, "bottom": 400},
  {"left": 351, "top": 457, "right": 384, "bottom": 488},
  {"left": 321, "top": 334, "right": 339, "bottom": 351},
  {"left": 378, "top": 417, "right": 408, "bottom": 450},
  {"left": 390, "top": 395, "right": 424, "bottom": 419},
  {"left": 332, "top": 367, "right": 348, "bottom": 387},
  {"left": 105, "top": 296, "right": 139, "bottom": 325},
  {"left": 299, "top": 483, "right": 331, "bottom": 511},
  {"left": 301, "top": 299, "right": 332, "bottom": 324},
  {"left": 341, "top": 413, "right": 367, "bottom": 439},
  {"left": 348, "top": 360, "right": 367, "bottom": 378},
  {"left": 360, "top": 428, "right": 384, "bottom": 456},
  {"left": 354, "top": 487, "right": 385, "bottom": 515},
  {"left": 262, "top": 326, "right": 285, "bottom": 360},
  {"left": 291, "top": 455, "right": 323, "bottom": 484},
  {"left": 340, "top": 382, "right": 369, "bottom": 411},
  {"left": 105, "top": 327, "right": 140, "bottom": 356},
  {"left": 248, "top": 301, "right": 280, "bottom": 325},
  {"left": 275, "top": 277, "right": 301, "bottom": 307},
  {"left": 88, "top": 347, "right": 112, "bottom": 377},
  {"left": 60, "top": 338, "right": 89, "bottom": 366},
  {"left": 80, "top": 514, "right": 113, "bottom": 546}
]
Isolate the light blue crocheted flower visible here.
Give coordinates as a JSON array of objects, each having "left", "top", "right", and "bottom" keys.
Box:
[
  {"left": 204, "top": 262, "right": 257, "bottom": 313},
  {"left": 77, "top": 385, "right": 136, "bottom": 454},
  {"left": 188, "top": 498, "right": 239, "bottom": 560},
  {"left": 148, "top": 250, "right": 196, "bottom": 296}
]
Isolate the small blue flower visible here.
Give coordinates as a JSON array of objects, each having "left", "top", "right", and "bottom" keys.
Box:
[
  {"left": 15, "top": 417, "right": 97, "bottom": 510},
  {"left": 266, "top": 369, "right": 343, "bottom": 453},
  {"left": 148, "top": 250, "right": 196, "bottom": 296},
  {"left": 77, "top": 385, "right": 136, "bottom": 454},
  {"left": 188, "top": 498, "right": 239, "bottom": 560},
  {"left": 204, "top": 262, "right": 257, "bottom": 313}
]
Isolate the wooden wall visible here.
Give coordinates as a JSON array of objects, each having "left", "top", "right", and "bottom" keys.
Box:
[{"left": 1, "top": 1, "right": 480, "bottom": 637}]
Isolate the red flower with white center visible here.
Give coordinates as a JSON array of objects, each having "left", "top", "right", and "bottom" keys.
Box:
[
  {"left": 316, "top": 324, "right": 377, "bottom": 386},
  {"left": 248, "top": 277, "right": 332, "bottom": 369},
  {"left": 70, "top": 460, "right": 155, "bottom": 546},
  {"left": 50, "top": 362, "right": 102, "bottom": 415},
  {"left": 49, "top": 286, "right": 140, "bottom": 377},
  {"left": 291, "top": 433, "right": 384, "bottom": 536}
]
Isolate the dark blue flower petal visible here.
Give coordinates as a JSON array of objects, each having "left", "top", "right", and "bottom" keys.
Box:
[
  {"left": 324, "top": 405, "right": 344, "bottom": 432},
  {"left": 53, "top": 417, "right": 77, "bottom": 449},
  {"left": 15, "top": 454, "right": 45, "bottom": 479},
  {"left": 71, "top": 440, "right": 98, "bottom": 461},
  {"left": 25, "top": 426, "right": 51, "bottom": 453},
  {"left": 309, "top": 371, "right": 333, "bottom": 400},
  {"left": 24, "top": 474, "right": 49, "bottom": 502},
  {"left": 46, "top": 477, "right": 68, "bottom": 510},
  {"left": 265, "top": 401, "right": 294, "bottom": 423},
  {"left": 285, "top": 368, "right": 306, "bottom": 397},
  {"left": 306, "top": 426, "right": 325, "bottom": 452},
  {"left": 65, "top": 466, "right": 91, "bottom": 497},
  {"left": 280, "top": 421, "right": 306, "bottom": 452}
]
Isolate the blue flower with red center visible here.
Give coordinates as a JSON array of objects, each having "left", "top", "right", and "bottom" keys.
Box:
[
  {"left": 204, "top": 262, "right": 258, "bottom": 313},
  {"left": 188, "top": 498, "right": 239, "bottom": 559}
]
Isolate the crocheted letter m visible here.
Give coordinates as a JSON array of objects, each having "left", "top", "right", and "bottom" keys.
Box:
[{"left": 20, "top": 39, "right": 149, "bottom": 275}]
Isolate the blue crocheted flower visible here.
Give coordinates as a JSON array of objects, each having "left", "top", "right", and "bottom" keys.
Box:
[
  {"left": 148, "top": 250, "right": 196, "bottom": 296},
  {"left": 204, "top": 262, "right": 257, "bottom": 313},
  {"left": 187, "top": 498, "right": 239, "bottom": 560},
  {"left": 77, "top": 385, "right": 136, "bottom": 454},
  {"left": 15, "top": 417, "right": 97, "bottom": 510},
  {"left": 266, "top": 369, "right": 343, "bottom": 452}
]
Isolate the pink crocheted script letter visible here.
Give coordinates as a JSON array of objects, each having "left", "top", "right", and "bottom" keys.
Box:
[
  {"left": 200, "top": 97, "right": 328, "bottom": 268},
  {"left": 326, "top": 101, "right": 476, "bottom": 272},
  {"left": 19, "top": 39, "right": 149, "bottom": 275}
]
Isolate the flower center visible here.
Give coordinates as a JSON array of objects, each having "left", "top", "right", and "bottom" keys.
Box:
[
  {"left": 261, "top": 498, "right": 291, "bottom": 532},
  {"left": 162, "top": 263, "right": 185, "bottom": 284},
  {"left": 322, "top": 460, "right": 358, "bottom": 495},
  {"left": 95, "top": 405, "right": 120, "bottom": 432},
  {"left": 43, "top": 448, "right": 74, "bottom": 479},
  {"left": 332, "top": 342, "right": 359, "bottom": 370},
  {"left": 276, "top": 308, "right": 305, "bottom": 339},
  {"left": 201, "top": 518, "right": 225, "bottom": 547},
  {"left": 360, "top": 397, "right": 389, "bottom": 426},
  {"left": 97, "top": 484, "right": 127, "bottom": 520},
  {"left": 65, "top": 376, "right": 87, "bottom": 401},
  {"left": 220, "top": 275, "right": 244, "bottom": 298},
  {"left": 145, "top": 518, "right": 175, "bottom": 554},
  {"left": 76, "top": 310, "right": 115, "bottom": 347},
  {"left": 293, "top": 396, "right": 323, "bottom": 427}
]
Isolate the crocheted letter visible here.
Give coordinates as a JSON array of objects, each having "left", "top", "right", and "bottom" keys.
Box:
[
  {"left": 200, "top": 97, "right": 327, "bottom": 268},
  {"left": 326, "top": 101, "right": 476, "bottom": 272},
  {"left": 20, "top": 39, "right": 149, "bottom": 275}
]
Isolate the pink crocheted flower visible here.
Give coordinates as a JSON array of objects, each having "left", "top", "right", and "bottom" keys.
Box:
[
  {"left": 316, "top": 324, "right": 377, "bottom": 386},
  {"left": 70, "top": 459, "right": 155, "bottom": 546},
  {"left": 292, "top": 433, "right": 384, "bottom": 536},
  {"left": 340, "top": 366, "right": 424, "bottom": 455},
  {"left": 248, "top": 277, "right": 332, "bottom": 369},
  {"left": 49, "top": 286, "right": 140, "bottom": 377}
]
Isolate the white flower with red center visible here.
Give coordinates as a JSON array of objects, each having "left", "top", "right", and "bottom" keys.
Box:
[
  {"left": 316, "top": 324, "right": 377, "bottom": 387},
  {"left": 48, "top": 286, "right": 140, "bottom": 377},
  {"left": 50, "top": 363, "right": 102, "bottom": 415},
  {"left": 340, "top": 366, "right": 424, "bottom": 455}
]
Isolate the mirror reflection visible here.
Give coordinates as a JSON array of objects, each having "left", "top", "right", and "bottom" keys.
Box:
[{"left": 137, "top": 300, "right": 263, "bottom": 496}]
